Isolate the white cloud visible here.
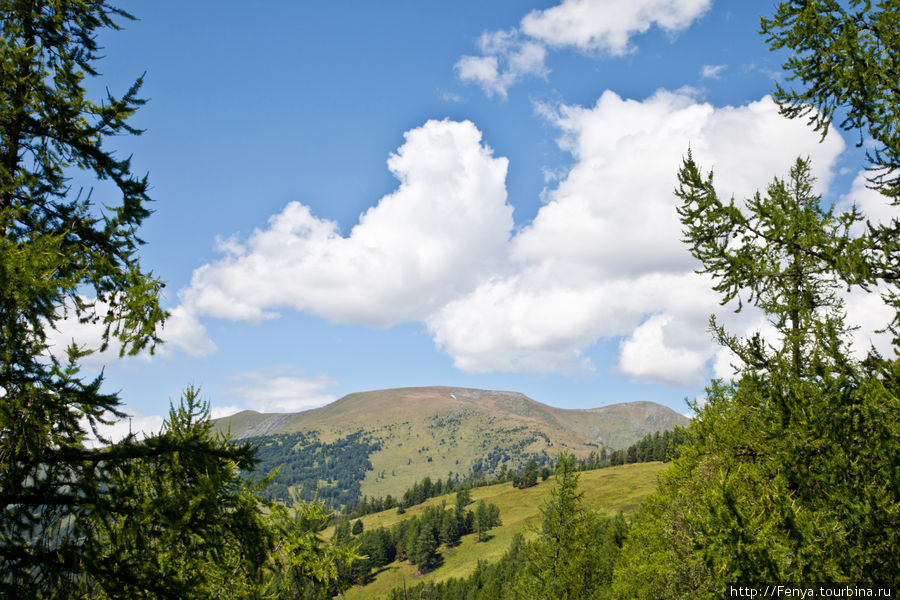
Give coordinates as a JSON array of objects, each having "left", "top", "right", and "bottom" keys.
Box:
[
  {"left": 428, "top": 90, "right": 846, "bottom": 380},
  {"left": 178, "top": 119, "right": 512, "bottom": 328},
  {"left": 521, "top": 0, "right": 713, "bottom": 55},
  {"left": 228, "top": 371, "right": 338, "bottom": 413},
  {"left": 840, "top": 170, "right": 899, "bottom": 234},
  {"left": 167, "top": 89, "right": 889, "bottom": 388},
  {"left": 455, "top": 30, "right": 548, "bottom": 99},
  {"left": 700, "top": 63, "right": 727, "bottom": 79},
  {"left": 44, "top": 297, "right": 127, "bottom": 368},
  {"left": 619, "top": 314, "right": 708, "bottom": 386},
  {"left": 427, "top": 271, "right": 720, "bottom": 375},
  {"left": 157, "top": 305, "right": 217, "bottom": 358},
  {"left": 455, "top": 55, "right": 501, "bottom": 95},
  {"left": 44, "top": 297, "right": 216, "bottom": 368},
  {"left": 844, "top": 285, "right": 895, "bottom": 359},
  {"left": 457, "top": 0, "right": 713, "bottom": 97}
]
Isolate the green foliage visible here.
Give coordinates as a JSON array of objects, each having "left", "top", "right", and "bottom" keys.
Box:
[
  {"left": 512, "top": 457, "right": 539, "bottom": 489},
  {"left": 611, "top": 2, "right": 900, "bottom": 591},
  {"left": 0, "top": 1, "right": 179, "bottom": 594},
  {"left": 677, "top": 154, "right": 862, "bottom": 364},
  {"left": 611, "top": 155, "right": 900, "bottom": 599},
  {"left": 0, "top": 3, "right": 357, "bottom": 597},
  {"left": 86, "top": 388, "right": 275, "bottom": 600},
  {"left": 384, "top": 455, "right": 629, "bottom": 600},
  {"left": 473, "top": 499, "right": 502, "bottom": 542},
  {"left": 762, "top": 0, "right": 900, "bottom": 197},
  {"left": 246, "top": 429, "right": 381, "bottom": 508},
  {"left": 411, "top": 527, "right": 440, "bottom": 574},
  {"left": 439, "top": 507, "right": 461, "bottom": 547},
  {"left": 266, "top": 499, "right": 360, "bottom": 599},
  {"left": 760, "top": 0, "right": 899, "bottom": 337},
  {"left": 518, "top": 453, "right": 597, "bottom": 599},
  {"left": 619, "top": 428, "right": 688, "bottom": 464},
  {"left": 385, "top": 535, "right": 530, "bottom": 600},
  {"left": 0, "top": 0, "right": 164, "bottom": 361}
]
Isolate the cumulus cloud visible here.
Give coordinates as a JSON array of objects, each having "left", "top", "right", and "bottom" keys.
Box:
[
  {"left": 428, "top": 90, "right": 846, "bottom": 382},
  {"left": 427, "top": 271, "right": 720, "bottom": 375},
  {"left": 227, "top": 371, "right": 338, "bottom": 413},
  {"left": 178, "top": 119, "right": 512, "bottom": 328},
  {"left": 619, "top": 314, "right": 709, "bottom": 386},
  {"left": 457, "top": 0, "right": 713, "bottom": 97},
  {"left": 167, "top": 89, "right": 885, "bottom": 388},
  {"left": 521, "top": 0, "right": 713, "bottom": 55}
]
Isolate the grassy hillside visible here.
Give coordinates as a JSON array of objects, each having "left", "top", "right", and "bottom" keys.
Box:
[
  {"left": 343, "top": 461, "right": 666, "bottom": 599},
  {"left": 214, "top": 387, "right": 687, "bottom": 500}
]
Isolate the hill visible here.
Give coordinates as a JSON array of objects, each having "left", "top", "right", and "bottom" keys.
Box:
[
  {"left": 343, "top": 461, "right": 666, "bottom": 599},
  {"left": 213, "top": 386, "right": 688, "bottom": 500}
]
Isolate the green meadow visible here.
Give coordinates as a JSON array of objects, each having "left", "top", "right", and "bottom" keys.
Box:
[{"left": 344, "top": 461, "right": 666, "bottom": 599}]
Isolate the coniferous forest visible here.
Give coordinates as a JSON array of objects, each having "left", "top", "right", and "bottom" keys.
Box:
[{"left": 1, "top": 1, "right": 897, "bottom": 599}]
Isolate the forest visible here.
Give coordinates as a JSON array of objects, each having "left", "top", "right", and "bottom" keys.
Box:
[
  {"left": 1, "top": 1, "right": 897, "bottom": 598},
  {"left": 246, "top": 430, "right": 382, "bottom": 507}
]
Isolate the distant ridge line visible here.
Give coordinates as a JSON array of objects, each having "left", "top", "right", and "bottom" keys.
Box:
[{"left": 213, "top": 385, "right": 689, "bottom": 450}]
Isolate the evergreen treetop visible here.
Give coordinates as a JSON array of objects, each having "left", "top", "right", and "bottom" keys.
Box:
[{"left": 0, "top": 3, "right": 351, "bottom": 596}]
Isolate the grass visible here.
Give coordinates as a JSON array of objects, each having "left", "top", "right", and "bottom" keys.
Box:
[
  {"left": 316, "top": 411, "right": 600, "bottom": 500},
  {"left": 343, "top": 461, "right": 666, "bottom": 599}
]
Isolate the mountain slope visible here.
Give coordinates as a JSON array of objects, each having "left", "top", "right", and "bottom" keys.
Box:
[
  {"left": 216, "top": 386, "right": 688, "bottom": 448},
  {"left": 214, "top": 387, "right": 687, "bottom": 500}
]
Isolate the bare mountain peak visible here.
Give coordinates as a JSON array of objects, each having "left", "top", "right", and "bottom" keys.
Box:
[{"left": 214, "top": 385, "right": 688, "bottom": 450}]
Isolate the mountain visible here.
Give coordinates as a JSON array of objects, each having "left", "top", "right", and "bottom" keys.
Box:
[{"left": 213, "top": 386, "right": 688, "bottom": 500}]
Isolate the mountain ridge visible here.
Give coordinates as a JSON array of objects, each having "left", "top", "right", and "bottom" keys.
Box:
[
  {"left": 214, "top": 386, "right": 689, "bottom": 449},
  {"left": 213, "top": 386, "right": 689, "bottom": 499}
]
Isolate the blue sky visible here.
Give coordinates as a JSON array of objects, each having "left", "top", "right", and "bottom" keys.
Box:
[{"left": 54, "top": 1, "right": 894, "bottom": 435}]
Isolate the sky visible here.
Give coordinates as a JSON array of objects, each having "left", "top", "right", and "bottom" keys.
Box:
[{"left": 51, "top": 0, "right": 896, "bottom": 437}]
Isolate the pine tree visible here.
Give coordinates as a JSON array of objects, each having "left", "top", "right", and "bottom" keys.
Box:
[
  {"left": 266, "top": 498, "right": 360, "bottom": 599},
  {"left": 0, "top": 3, "right": 350, "bottom": 596},
  {"left": 612, "top": 87, "right": 899, "bottom": 600},
  {"left": 474, "top": 500, "right": 490, "bottom": 542},
  {"left": 411, "top": 527, "right": 439, "bottom": 574},
  {"left": 520, "top": 457, "right": 539, "bottom": 488},
  {"left": 762, "top": 0, "right": 900, "bottom": 199},
  {"left": 611, "top": 2, "right": 899, "bottom": 595},
  {"left": 86, "top": 388, "right": 274, "bottom": 600},
  {"left": 1, "top": 1, "right": 166, "bottom": 593},
  {"left": 439, "top": 508, "right": 461, "bottom": 547},
  {"left": 519, "top": 453, "right": 584, "bottom": 599},
  {"left": 611, "top": 156, "right": 899, "bottom": 599},
  {"left": 761, "top": 0, "right": 899, "bottom": 334}
]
